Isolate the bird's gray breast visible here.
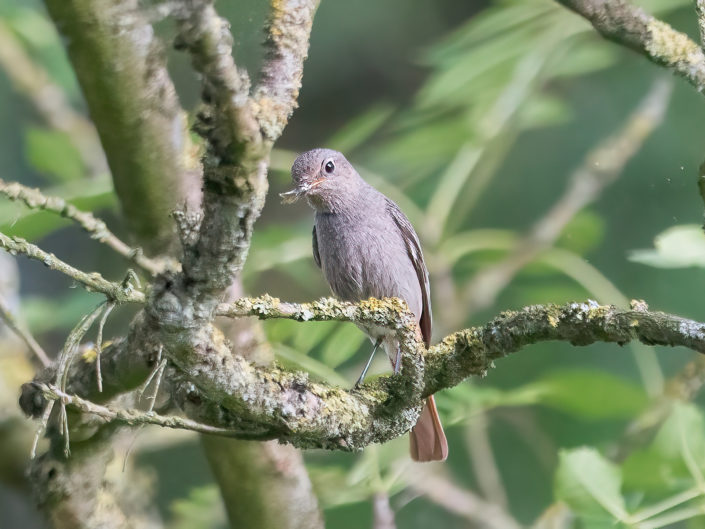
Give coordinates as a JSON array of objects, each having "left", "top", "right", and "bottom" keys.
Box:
[{"left": 314, "top": 202, "right": 423, "bottom": 324}]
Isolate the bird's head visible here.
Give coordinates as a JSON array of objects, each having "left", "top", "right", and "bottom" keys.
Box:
[{"left": 281, "top": 148, "right": 363, "bottom": 212}]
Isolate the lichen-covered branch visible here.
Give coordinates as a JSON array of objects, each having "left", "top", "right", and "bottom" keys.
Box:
[
  {"left": 555, "top": 0, "right": 705, "bottom": 92},
  {"left": 0, "top": 178, "right": 169, "bottom": 276},
  {"left": 696, "top": 0, "right": 705, "bottom": 50},
  {"left": 25, "top": 298, "right": 705, "bottom": 452},
  {"left": 174, "top": 0, "right": 319, "bottom": 303},
  {"left": 253, "top": 0, "right": 321, "bottom": 141},
  {"left": 0, "top": 232, "right": 144, "bottom": 303}
]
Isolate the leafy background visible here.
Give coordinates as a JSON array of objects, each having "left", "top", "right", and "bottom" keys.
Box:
[{"left": 1, "top": 0, "right": 705, "bottom": 527}]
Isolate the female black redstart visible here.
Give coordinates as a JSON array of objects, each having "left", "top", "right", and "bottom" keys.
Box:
[{"left": 281, "top": 148, "right": 448, "bottom": 462}]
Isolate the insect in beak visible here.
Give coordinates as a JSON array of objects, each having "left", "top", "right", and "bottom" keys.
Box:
[{"left": 280, "top": 178, "right": 325, "bottom": 204}]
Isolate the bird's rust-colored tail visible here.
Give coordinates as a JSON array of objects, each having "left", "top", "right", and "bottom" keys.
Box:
[{"left": 409, "top": 395, "right": 448, "bottom": 462}]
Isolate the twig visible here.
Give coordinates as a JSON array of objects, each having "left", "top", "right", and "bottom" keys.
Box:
[
  {"left": 56, "top": 304, "right": 107, "bottom": 393},
  {"left": 0, "top": 179, "right": 168, "bottom": 276},
  {"left": 556, "top": 0, "right": 705, "bottom": 92},
  {"left": 138, "top": 345, "right": 167, "bottom": 413},
  {"left": 0, "top": 232, "right": 145, "bottom": 303},
  {"left": 95, "top": 302, "right": 115, "bottom": 392},
  {"left": 30, "top": 400, "right": 55, "bottom": 460},
  {"left": 413, "top": 470, "right": 522, "bottom": 529},
  {"left": 372, "top": 492, "right": 397, "bottom": 529},
  {"left": 460, "top": 79, "right": 671, "bottom": 317},
  {"left": 38, "top": 383, "right": 242, "bottom": 437},
  {"left": 0, "top": 292, "right": 50, "bottom": 366},
  {"left": 466, "top": 410, "right": 508, "bottom": 508}
]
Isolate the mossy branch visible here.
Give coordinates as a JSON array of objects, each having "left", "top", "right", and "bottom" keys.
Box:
[
  {"left": 556, "top": 0, "right": 705, "bottom": 92},
  {"left": 24, "top": 297, "right": 705, "bottom": 452}
]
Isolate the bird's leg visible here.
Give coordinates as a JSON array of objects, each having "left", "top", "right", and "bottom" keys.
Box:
[
  {"left": 354, "top": 337, "right": 384, "bottom": 388},
  {"left": 393, "top": 343, "right": 401, "bottom": 375}
]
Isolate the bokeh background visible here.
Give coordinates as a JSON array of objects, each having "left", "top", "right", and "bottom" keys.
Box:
[{"left": 2, "top": 0, "right": 705, "bottom": 527}]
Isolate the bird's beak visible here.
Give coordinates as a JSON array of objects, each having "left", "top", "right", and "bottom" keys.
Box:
[{"left": 280, "top": 178, "right": 325, "bottom": 204}]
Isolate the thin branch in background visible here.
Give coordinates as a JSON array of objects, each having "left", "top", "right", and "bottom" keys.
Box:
[
  {"left": 94, "top": 302, "right": 115, "bottom": 392},
  {"left": 0, "top": 232, "right": 145, "bottom": 303},
  {"left": 460, "top": 78, "right": 672, "bottom": 318},
  {"left": 413, "top": 470, "right": 522, "bottom": 529},
  {"left": 0, "top": 20, "right": 106, "bottom": 176},
  {"left": 556, "top": 0, "right": 705, "bottom": 92},
  {"left": 372, "top": 492, "right": 397, "bottom": 529},
  {"left": 466, "top": 410, "right": 509, "bottom": 509},
  {"left": 0, "top": 292, "right": 50, "bottom": 366},
  {"left": 0, "top": 178, "right": 170, "bottom": 276}
]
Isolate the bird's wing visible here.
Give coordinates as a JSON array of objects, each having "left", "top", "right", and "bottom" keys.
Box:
[
  {"left": 385, "top": 198, "right": 432, "bottom": 347},
  {"left": 312, "top": 225, "right": 321, "bottom": 269}
]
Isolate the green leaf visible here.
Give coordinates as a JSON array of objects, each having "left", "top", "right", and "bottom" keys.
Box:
[
  {"left": 555, "top": 447, "right": 628, "bottom": 528},
  {"left": 517, "top": 93, "right": 573, "bottom": 129},
  {"left": 532, "top": 369, "right": 648, "bottom": 420},
  {"left": 328, "top": 104, "right": 395, "bottom": 153},
  {"left": 628, "top": 225, "right": 705, "bottom": 269},
  {"left": 557, "top": 210, "right": 606, "bottom": 256},
  {"left": 22, "top": 291, "right": 102, "bottom": 334},
  {"left": 24, "top": 127, "right": 84, "bottom": 182},
  {"left": 274, "top": 344, "right": 348, "bottom": 386},
  {"left": 438, "top": 381, "right": 543, "bottom": 424},
  {"left": 623, "top": 403, "right": 705, "bottom": 493},
  {"left": 319, "top": 323, "right": 366, "bottom": 369},
  {"left": 548, "top": 40, "right": 617, "bottom": 79}
]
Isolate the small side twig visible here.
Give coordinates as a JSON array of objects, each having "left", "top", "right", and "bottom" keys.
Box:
[
  {"left": 38, "top": 383, "right": 241, "bottom": 437},
  {"left": 138, "top": 345, "right": 167, "bottom": 413},
  {"left": 95, "top": 302, "right": 116, "bottom": 392},
  {"left": 0, "top": 178, "right": 169, "bottom": 276},
  {"left": 0, "top": 232, "right": 145, "bottom": 303},
  {"left": 0, "top": 292, "right": 50, "bottom": 366}
]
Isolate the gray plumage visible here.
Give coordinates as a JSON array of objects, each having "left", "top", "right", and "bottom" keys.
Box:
[
  {"left": 283, "top": 148, "right": 447, "bottom": 462},
  {"left": 288, "top": 148, "right": 431, "bottom": 346}
]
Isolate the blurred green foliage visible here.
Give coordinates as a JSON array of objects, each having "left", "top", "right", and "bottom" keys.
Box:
[{"left": 1, "top": 0, "right": 705, "bottom": 527}]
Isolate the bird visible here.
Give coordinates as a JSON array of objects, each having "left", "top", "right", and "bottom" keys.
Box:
[{"left": 281, "top": 148, "right": 448, "bottom": 462}]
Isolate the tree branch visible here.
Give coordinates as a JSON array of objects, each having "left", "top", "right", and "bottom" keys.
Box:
[
  {"left": 0, "top": 232, "right": 144, "bottom": 303},
  {"left": 24, "top": 297, "right": 705, "bottom": 452},
  {"left": 555, "top": 0, "right": 705, "bottom": 92},
  {"left": 253, "top": 0, "right": 321, "bottom": 141},
  {"left": 174, "top": 0, "right": 319, "bottom": 303},
  {"left": 0, "top": 178, "right": 170, "bottom": 276}
]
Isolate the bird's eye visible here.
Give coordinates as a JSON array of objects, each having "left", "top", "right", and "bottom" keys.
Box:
[{"left": 324, "top": 160, "right": 335, "bottom": 174}]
